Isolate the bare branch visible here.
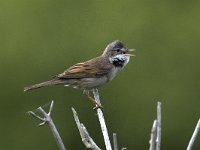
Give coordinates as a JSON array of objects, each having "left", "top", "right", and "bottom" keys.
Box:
[
  {"left": 93, "top": 88, "right": 112, "bottom": 150},
  {"left": 149, "top": 120, "right": 157, "bottom": 150},
  {"left": 27, "top": 111, "right": 45, "bottom": 122},
  {"left": 48, "top": 100, "right": 54, "bottom": 116},
  {"left": 113, "top": 133, "right": 119, "bottom": 150},
  {"left": 72, "top": 107, "right": 101, "bottom": 150},
  {"left": 28, "top": 100, "right": 66, "bottom": 150},
  {"left": 156, "top": 102, "right": 161, "bottom": 150},
  {"left": 187, "top": 118, "right": 200, "bottom": 150}
]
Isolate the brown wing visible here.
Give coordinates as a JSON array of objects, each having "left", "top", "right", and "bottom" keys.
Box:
[{"left": 57, "top": 56, "right": 111, "bottom": 79}]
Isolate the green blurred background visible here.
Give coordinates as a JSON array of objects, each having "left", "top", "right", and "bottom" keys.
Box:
[{"left": 1, "top": 0, "right": 200, "bottom": 149}]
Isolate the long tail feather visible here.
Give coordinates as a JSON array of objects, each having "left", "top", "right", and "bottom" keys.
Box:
[{"left": 24, "top": 79, "right": 66, "bottom": 92}]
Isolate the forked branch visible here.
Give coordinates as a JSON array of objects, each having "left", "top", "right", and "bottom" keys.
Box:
[{"left": 27, "top": 100, "right": 66, "bottom": 150}]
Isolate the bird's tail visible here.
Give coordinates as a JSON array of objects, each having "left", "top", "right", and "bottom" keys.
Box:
[{"left": 24, "top": 79, "right": 66, "bottom": 92}]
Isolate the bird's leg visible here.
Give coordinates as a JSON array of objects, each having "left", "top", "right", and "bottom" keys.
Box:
[
  {"left": 83, "top": 90, "right": 103, "bottom": 110},
  {"left": 88, "top": 94, "right": 104, "bottom": 111}
]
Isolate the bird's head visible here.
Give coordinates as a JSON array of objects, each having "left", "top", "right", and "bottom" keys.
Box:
[
  {"left": 102, "top": 40, "right": 135, "bottom": 57},
  {"left": 102, "top": 40, "right": 135, "bottom": 67}
]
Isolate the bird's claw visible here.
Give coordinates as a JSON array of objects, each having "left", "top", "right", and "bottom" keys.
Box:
[{"left": 93, "top": 104, "right": 104, "bottom": 111}]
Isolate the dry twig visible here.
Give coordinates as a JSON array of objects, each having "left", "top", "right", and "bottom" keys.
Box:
[
  {"left": 156, "top": 102, "right": 161, "bottom": 150},
  {"left": 27, "top": 100, "right": 66, "bottom": 150},
  {"left": 149, "top": 120, "right": 157, "bottom": 150},
  {"left": 113, "top": 133, "right": 119, "bottom": 150},
  {"left": 93, "top": 88, "right": 112, "bottom": 150},
  {"left": 72, "top": 107, "right": 101, "bottom": 150},
  {"left": 187, "top": 118, "right": 200, "bottom": 150}
]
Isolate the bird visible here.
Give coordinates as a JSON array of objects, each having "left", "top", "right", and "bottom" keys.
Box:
[{"left": 24, "top": 40, "right": 135, "bottom": 109}]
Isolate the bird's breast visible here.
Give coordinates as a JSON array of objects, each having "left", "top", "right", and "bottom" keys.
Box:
[
  {"left": 80, "top": 76, "right": 108, "bottom": 89},
  {"left": 107, "top": 67, "right": 122, "bottom": 82}
]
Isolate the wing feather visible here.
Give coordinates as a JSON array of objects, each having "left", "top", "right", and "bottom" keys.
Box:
[{"left": 57, "top": 56, "right": 111, "bottom": 79}]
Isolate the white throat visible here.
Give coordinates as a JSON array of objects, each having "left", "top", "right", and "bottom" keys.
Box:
[{"left": 109, "top": 54, "right": 130, "bottom": 68}]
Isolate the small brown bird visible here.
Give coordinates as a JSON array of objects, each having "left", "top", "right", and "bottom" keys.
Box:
[{"left": 24, "top": 40, "right": 135, "bottom": 109}]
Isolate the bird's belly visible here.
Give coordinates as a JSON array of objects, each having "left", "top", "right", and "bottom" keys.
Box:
[{"left": 80, "top": 77, "right": 108, "bottom": 89}]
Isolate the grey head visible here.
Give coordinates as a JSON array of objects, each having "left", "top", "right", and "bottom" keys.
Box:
[
  {"left": 102, "top": 40, "right": 129, "bottom": 57},
  {"left": 102, "top": 40, "right": 135, "bottom": 67}
]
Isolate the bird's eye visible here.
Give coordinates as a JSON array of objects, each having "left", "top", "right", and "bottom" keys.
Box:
[{"left": 116, "top": 49, "right": 120, "bottom": 52}]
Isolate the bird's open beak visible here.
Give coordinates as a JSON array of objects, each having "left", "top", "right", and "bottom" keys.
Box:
[
  {"left": 124, "top": 53, "right": 135, "bottom": 57},
  {"left": 124, "top": 48, "right": 136, "bottom": 57},
  {"left": 128, "top": 48, "right": 136, "bottom": 52}
]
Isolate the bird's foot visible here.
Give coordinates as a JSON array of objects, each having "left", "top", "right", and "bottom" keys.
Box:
[
  {"left": 84, "top": 90, "right": 104, "bottom": 111},
  {"left": 93, "top": 103, "right": 104, "bottom": 111}
]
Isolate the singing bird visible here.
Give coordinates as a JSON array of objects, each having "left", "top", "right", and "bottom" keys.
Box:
[{"left": 24, "top": 40, "right": 135, "bottom": 109}]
